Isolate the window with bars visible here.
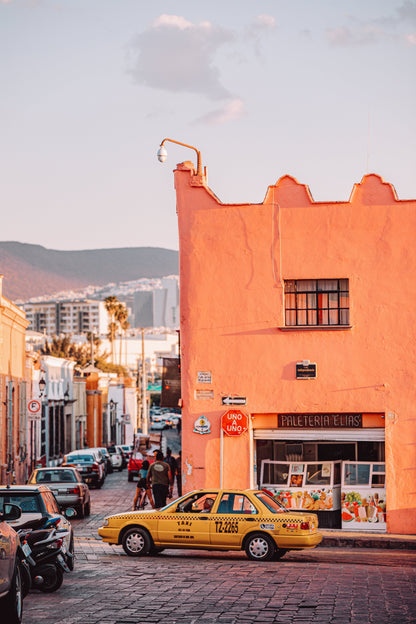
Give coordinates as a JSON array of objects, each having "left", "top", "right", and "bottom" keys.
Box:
[{"left": 285, "top": 279, "right": 349, "bottom": 327}]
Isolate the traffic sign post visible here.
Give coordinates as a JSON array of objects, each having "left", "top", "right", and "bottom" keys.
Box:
[
  {"left": 221, "top": 396, "right": 247, "bottom": 406},
  {"left": 221, "top": 409, "right": 249, "bottom": 436},
  {"left": 28, "top": 400, "right": 41, "bottom": 414},
  {"left": 27, "top": 399, "right": 41, "bottom": 420}
]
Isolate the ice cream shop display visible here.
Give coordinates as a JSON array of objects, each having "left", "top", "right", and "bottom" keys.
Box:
[{"left": 341, "top": 462, "right": 386, "bottom": 531}]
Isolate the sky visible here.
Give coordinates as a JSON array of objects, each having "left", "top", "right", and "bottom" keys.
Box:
[{"left": 1, "top": 0, "right": 415, "bottom": 252}]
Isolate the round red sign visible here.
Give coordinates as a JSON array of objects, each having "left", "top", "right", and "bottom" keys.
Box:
[
  {"left": 28, "top": 399, "right": 41, "bottom": 414},
  {"left": 221, "top": 409, "right": 249, "bottom": 436}
]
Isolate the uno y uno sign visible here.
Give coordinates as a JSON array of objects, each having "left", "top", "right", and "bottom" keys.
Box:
[{"left": 221, "top": 409, "right": 248, "bottom": 437}]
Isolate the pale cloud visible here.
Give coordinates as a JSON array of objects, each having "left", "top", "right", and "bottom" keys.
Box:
[
  {"left": 245, "top": 14, "right": 276, "bottom": 58},
  {"left": 128, "top": 14, "right": 235, "bottom": 101},
  {"left": 327, "top": 1, "right": 416, "bottom": 46},
  {"left": 405, "top": 32, "right": 416, "bottom": 44},
  {"left": 397, "top": 1, "right": 416, "bottom": 23},
  {"left": 254, "top": 14, "right": 276, "bottom": 29},
  {"left": 326, "top": 25, "right": 389, "bottom": 46},
  {"left": 193, "top": 98, "right": 245, "bottom": 125},
  {"left": 152, "top": 14, "right": 192, "bottom": 30}
]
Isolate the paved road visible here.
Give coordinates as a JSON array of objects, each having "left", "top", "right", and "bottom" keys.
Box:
[{"left": 22, "top": 456, "right": 416, "bottom": 624}]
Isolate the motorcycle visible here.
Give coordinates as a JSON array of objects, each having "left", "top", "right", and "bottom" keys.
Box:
[{"left": 18, "top": 519, "right": 72, "bottom": 593}]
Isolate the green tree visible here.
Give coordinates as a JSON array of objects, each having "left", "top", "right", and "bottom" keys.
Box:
[
  {"left": 115, "top": 302, "right": 129, "bottom": 365},
  {"left": 104, "top": 295, "right": 119, "bottom": 363}
]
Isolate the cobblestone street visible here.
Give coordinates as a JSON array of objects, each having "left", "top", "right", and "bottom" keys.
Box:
[{"left": 22, "top": 455, "right": 416, "bottom": 624}]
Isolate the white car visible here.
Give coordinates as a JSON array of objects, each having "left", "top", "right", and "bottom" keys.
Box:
[{"left": 107, "top": 446, "right": 123, "bottom": 471}]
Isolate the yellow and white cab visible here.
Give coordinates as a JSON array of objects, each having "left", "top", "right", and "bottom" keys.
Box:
[{"left": 98, "top": 489, "right": 323, "bottom": 561}]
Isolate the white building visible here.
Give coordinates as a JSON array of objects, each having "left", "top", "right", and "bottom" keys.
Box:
[
  {"left": 99, "top": 332, "right": 179, "bottom": 374},
  {"left": 22, "top": 300, "right": 109, "bottom": 335},
  {"left": 133, "top": 276, "right": 179, "bottom": 330}
]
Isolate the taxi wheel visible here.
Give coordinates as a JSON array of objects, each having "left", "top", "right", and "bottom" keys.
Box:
[
  {"left": 122, "top": 528, "right": 151, "bottom": 557},
  {"left": 245, "top": 533, "right": 276, "bottom": 562}
]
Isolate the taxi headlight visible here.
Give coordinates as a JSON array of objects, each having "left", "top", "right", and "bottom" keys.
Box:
[{"left": 103, "top": 518, "right": 109, "bottom": 527}]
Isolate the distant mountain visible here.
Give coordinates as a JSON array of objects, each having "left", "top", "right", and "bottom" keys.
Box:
[{"left": 0, "top": 242, "right": 179, "bottom": 301}]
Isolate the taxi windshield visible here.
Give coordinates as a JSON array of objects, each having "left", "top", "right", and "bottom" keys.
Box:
[{"left": 255, "top": 491, "right": 288, "bottom": 513}]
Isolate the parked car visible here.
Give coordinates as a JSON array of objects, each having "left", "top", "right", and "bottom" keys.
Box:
[
  {"left": 0, "top": 485, "right": 74, "bottom": 570},
  {"left": 127, "top": 453, "right": 144, "bottom": 482},
  {"left": 94, "top": 447, "right": 113, "bottom": 474},
  {"left": 0, "top": 501, "right": 25, "bottom": 623},
  {"left": 27, "top": 467, "right": 91, "bottom": 518},
  {"left": 119, "top": 445, "right": 133, "bottom": 461},
  {"left": 150, "top": 415, "right": 170, "bottom": 430},
  {"left": 98, "top": 488, "right": 322, "bottom": 561},
  {"left": 61, "top": 449, "right": 105, "bottom": 488},
  {"left": 107, "top": 446, "right": 123, "bottom": 471}
]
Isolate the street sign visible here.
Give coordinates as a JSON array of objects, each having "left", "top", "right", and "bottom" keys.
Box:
[
  {"left": 221, "top": 396, "right": 247, "bottom": 406},
  {"left": 221, "top": 409, "right": 249, "bottom": 436},
  {"left": 27, "top": 399, "right": 41, "bottom": 414}
]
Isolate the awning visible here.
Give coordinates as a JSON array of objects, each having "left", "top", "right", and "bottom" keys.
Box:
[{"left": 253, "top": 428, "right": 385, "bottom": 442}]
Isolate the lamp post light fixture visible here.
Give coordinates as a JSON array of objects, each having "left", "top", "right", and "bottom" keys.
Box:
[
  {"left": 157, "top": 138, "right": 203, "bottom": 177},
  {"left": 38, "top": 375, "right": 46, "bottom": 397}
]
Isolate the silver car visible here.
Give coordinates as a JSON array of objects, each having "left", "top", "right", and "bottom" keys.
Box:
[{"left": 27, "top": 467, "right": 91, "bottom": 518}]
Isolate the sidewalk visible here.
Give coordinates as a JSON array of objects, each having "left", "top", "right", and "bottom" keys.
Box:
[{"left": 320, "top": 528, "right": 416, "bottom": 550}]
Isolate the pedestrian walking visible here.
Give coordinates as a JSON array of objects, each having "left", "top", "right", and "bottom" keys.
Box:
[
  {"left": 147, "top": 450, "right": 173, "bottom": 509},
  {"left": 164, "top": 447, "right": 177, "bottom": 493},
  {"left": 176, "top": 450, "right": 182, "bottom": 497}
]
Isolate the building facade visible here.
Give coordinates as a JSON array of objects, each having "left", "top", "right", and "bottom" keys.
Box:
[
  {"left": 132, "top": 276, "right": 179, "bottom": 329},
  {"left": 0, "top": 276, "right": 31, "bottom": 484},
  {"left": 22, "top": 299, "right": 109, "bottom": 335},
  {"left": 174, "top": 162, "right": 416, "bottom": 535}
]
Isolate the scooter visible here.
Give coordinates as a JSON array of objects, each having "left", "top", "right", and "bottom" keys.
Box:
[{"left": 18, "top": 523, "right": 71, "bottom": 593}]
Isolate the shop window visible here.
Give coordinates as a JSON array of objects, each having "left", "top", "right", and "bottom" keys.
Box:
[
  {"left": 263, "top": 462, "right": 290, "bottom": 485},
  {"left": 305, "top": 463, "right": 332, "bottom": 486},
  {"left": 343, "top": 463, "right": 370, "bottom": 485},
  {"left": 285, "top": 279, "right": 349, "bottom": 327},
  {"left": 371, "top": 464, "right": 386, "bottom": 487}
]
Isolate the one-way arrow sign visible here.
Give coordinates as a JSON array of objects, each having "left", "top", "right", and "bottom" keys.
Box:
[{"left": 221, "top": 396, "right": 247, "bottom": 406}]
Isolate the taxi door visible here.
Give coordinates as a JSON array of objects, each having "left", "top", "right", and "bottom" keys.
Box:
[
  {"left": 209, "top": 493, "right": 260, "bottom": 548},
  {"left": 156, "top": 494, "right": 216, "bottom": 547}
]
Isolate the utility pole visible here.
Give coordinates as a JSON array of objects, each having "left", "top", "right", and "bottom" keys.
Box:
[{"left": 141, "top": 328, "right": 148, "bottom": 435}]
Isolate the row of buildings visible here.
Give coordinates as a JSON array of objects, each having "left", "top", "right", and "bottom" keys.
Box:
[
  {"left": 0, "top": 272, "right": 179, "bottom": 485},
  {"left": 20, "top": 276, "right": 179, "bottom": 334}
]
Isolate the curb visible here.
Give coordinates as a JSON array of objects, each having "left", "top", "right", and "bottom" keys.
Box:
[{"left": 320, "top": 532, "right": 416, "bottom": 550}]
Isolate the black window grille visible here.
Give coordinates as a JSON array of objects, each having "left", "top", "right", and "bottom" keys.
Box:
[{"left": 285, "top": 279, "right": 349, "bottom": 326}]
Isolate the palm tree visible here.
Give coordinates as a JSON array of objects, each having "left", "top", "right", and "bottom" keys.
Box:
[
  {"left": 104, "top": 296, "right": 119, "bottom": 364},
  {"left": 115, "top": 303, "right": 129, "bottom": 365}
]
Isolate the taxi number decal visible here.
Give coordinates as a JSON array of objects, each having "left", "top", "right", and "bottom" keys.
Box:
[{"left": 214, "top": 520, "right": 239, "bottom": 534}]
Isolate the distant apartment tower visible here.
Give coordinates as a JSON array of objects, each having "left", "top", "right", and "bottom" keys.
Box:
[
  {"left": 133, "top": 277, "right": 179, "bottom": 329},
  {"left": 22, "top": 300, "right": 109, "bottom": 335}
]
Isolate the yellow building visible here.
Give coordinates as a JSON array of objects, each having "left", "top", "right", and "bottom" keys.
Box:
[{"left": 0, "top": 275, "right": 30, "bottom": 484}]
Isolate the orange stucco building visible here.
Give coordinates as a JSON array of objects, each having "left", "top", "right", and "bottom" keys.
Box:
[{"left": 174, "top": 161, "right": 416, "bottom": 535}]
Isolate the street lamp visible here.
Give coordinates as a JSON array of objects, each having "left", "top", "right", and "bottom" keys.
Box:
[
  {"left": 157, "top": 138, "right": 203, "bottom": 177},
  {"left": 38, "top": 374, "right": 46, "bottom": 397}
]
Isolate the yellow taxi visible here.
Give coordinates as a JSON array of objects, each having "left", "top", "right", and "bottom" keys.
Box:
[{"left": 98, "top": 489, "right": 322, "bottom": 562}]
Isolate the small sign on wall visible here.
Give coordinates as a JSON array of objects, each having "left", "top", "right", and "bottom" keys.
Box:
[
  {"left": 296, "top": 361, "right": 317, "bottom": 379},
  {"left": 197, "top": 371, "right": 212, "bottom": 384},
  {"left": 195, "top": 389, "right": 214, "bottom": 400}
]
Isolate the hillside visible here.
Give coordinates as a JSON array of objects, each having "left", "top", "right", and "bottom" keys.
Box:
[{"left": 0, "top": 242, "right": 179, "bottom": 301}]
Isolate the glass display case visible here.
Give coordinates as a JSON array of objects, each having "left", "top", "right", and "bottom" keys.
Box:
[
  {"left": 341, "top": 462, "right": 386, "bottom": 531},
  {"left": 260, "top": 460, "right": 342, "bottom": 516}
]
